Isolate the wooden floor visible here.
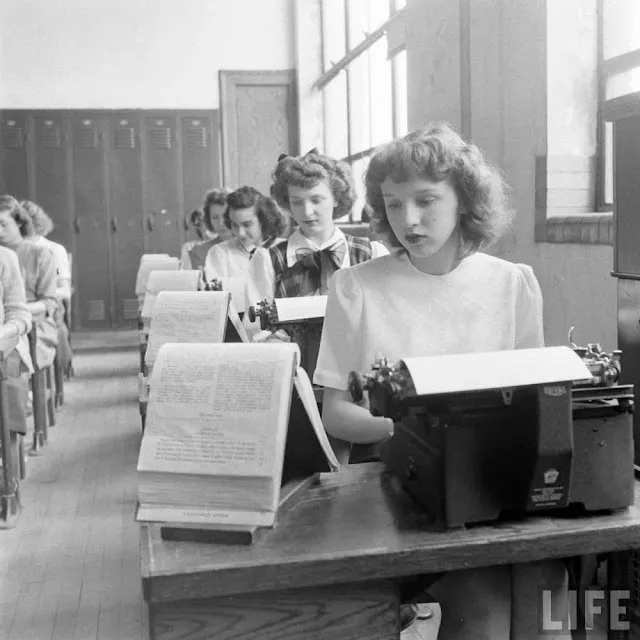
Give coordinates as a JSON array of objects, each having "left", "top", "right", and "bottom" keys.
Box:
[{"left": 0, "top": 330, "right": 441, "bottom": 640}]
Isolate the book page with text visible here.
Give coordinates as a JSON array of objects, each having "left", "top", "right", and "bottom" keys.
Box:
[
  {"left": 145, "top": 291, "right": 230, "bottom": 371},
  {"left": 138, "top": 343, "right": 299, "bottom": 479},
  {"left": 274, "top": 296, "right": 327, "bottom": 322},
  {"left": 135, "top": 259, "right": 180, "bottom": 296},
  {"left": 141, "top": 270, "right": 201, "bottom": 319}
]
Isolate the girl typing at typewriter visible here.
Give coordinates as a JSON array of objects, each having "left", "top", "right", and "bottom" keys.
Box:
[
  {"left": 243, "top": 150, "right": 388, "bottom": 337},
  {"left": 204, "top": 186, "right": 287, "bottom": 282},
  {"left": 314, "top": 124, "right": 568, "bottom": 639}
]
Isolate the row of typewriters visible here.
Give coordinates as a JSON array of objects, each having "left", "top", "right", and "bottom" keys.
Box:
[{"left": 203, "top": 279, "right": 638, "bottom": 529}]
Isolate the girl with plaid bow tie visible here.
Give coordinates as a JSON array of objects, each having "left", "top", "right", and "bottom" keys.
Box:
[
  {"left": 314, "top": 124, "right": 568, "bottom": 639},
  {"left": 244, "top": 151, "right": 388, "bottom": 337}
]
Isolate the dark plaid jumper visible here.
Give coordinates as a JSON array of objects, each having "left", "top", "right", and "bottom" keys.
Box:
[{"left": 269, "top": 235, "right": 374, "bottom": 298}]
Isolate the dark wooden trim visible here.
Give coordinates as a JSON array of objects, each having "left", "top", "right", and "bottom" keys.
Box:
[
  {"left": 603, "top": 91, "right": 640, "bottom": 122},
  {"left": 219, "top": 70, "right": 298, "bottom": 189}
]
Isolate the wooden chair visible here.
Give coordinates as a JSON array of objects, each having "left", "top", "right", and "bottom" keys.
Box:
[
  {"left": 0, "top": 334, "right": 22, "bottom": 528},
  {"left": 53, "top": 347, "right": 64, "bottom": 408},
  {"left": 27, "top": 311, "right": 57, "bottom": 452}
]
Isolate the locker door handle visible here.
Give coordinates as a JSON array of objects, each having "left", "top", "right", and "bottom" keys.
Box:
[
  {"left": 111, "top": 218, "right": 118, "bottom": 233},
  {"left": 73, "top": 218, "right": 80, "bottom": 234},
  {"left": 147, "top": 216, "right": 155, "bottom": 232}
]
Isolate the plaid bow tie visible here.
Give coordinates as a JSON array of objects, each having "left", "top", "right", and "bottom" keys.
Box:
[{"left": 292, "top": 240, "right": 346, "bottom": 296}]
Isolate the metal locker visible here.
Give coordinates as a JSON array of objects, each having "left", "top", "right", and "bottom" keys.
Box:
[
  {"left": 142, "top": 115, "right": 182, "bottom": 256},
  {"left": 0, "top": 111, "right": 30, "bottom": 200},
  {"left": 181, "top": 112, "right": 221, "bottom": 226},
  {"left": 107, "top": 112, "right": 144, "bottom": 326},
  {"left": 70, "top": 114, "right": 113, "bottom": 329},
  {"left": 31, "top": 112, "right": 73, "bottom": 252}
]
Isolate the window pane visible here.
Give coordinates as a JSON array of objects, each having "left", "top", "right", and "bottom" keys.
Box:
[
  {"left": 322, "top": 0, "right": 346, "bottom": 71},
  {"left": 349, "top": 156, "right": 371, "bottom": 222},
  {"left": 368, "top": 0, "right": 390, "bottom": 31},
  {"left": 369, "top": 37, "right": 393, "bottom": 147},
  {"left": 602, "top": 0, "right": 640, "bottom": 59},
  {"left": 324, "top": 72, "right": 349, "bottom": 159},
  {"left": 347, "top": 0, "right": 369, "bottom": 49},
  {"left": 348, "top": 54, "right": 372, "bottom": 154},
  {"left": 605, "top": 66, "right": 640, "bottom": 99},
  {"left": 392, "top": 49, "right": 408, "bottom": 137}
]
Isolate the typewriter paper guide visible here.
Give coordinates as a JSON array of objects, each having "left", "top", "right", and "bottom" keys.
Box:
[
  {"left": 140, "top": 270, "right": 201, "bottom": 319},
  {"left": 274, "top": 295, "right": 328, "bottom": 322},
  {"left": 220, "top": 277, "right": 247, "bottom": 313},
  {"left": 401, "top": 346, "right": 592, "bottom": 397},
  {"left": 135, "top": 258, "right": 180, "bottom": 296}
]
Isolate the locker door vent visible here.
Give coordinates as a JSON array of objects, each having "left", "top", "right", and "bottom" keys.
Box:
[
  {"left": 122, "top": 298, "right": 139, "bottom": 320},
  {"left": 36, "top": 121, "right": 61, "bottom": 148},
  {"left": 115, "top": 127, "right": 135, "bottom": 149},
  {"left": 77, "top": 124, "right": 98, "bottom": 149},
  {"left": 1, "top": 124, "right": 23, "bottom": 149},
  {"left": 87, "top": 299, "right": 106, "bottom": 321},
  {"left": 151, "top": 127, "right": 171, "bottom": 149},
  {"left": 186, "top": 127, "right": 207, "bottom": 148}
]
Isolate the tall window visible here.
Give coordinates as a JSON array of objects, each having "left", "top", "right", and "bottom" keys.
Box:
[
  {"left": 599, "top": 0, "right": 640, "bottom": 206},
  {"left": 319, "top": 0, "right": 408, "bottom": 220}
]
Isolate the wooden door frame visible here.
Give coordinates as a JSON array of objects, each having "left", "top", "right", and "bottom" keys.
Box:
[{"left": 218, "top": 70, "right": 299, "bottom": 188}]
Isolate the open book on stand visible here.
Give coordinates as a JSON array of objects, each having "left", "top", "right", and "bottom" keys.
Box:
[{"left": 136, "top": 342, "right": 339, "bottom": 543}]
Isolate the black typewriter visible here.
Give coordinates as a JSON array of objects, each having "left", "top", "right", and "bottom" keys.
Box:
[
  {"left": 247, "top": 298, "right": 325, "bottom": 379},
  {"left": 348, "top": 333, "right": 635, "bottom": 528}
]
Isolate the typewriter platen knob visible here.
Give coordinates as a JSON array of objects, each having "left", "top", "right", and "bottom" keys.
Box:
[
  {"left": 247, "top": 306, "right": 257, "bottom": 323},
  {"left": 348, "top": 370, "right": 365, "bottom": 403}
]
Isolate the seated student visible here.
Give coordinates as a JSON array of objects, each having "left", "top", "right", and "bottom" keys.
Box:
[
  {"left": 0, "top": 196, "right": 58, "bottom": 370},
  {"left": 0, "top": 245, "right": 32, "bottom": 440},
  {"left": 187, "top": 188, "right": 233, "bottom": 270},
  {"left": 244, "top": 150, "right": 388, "bottom": 335},
  {"left": 204, "top": 186, "right": 286, "bottom": 282},
  {"left": 179, "top": 208, "right": 215, "bottom": 270},
  {"left": 20, "top": 200, "right": 73, "bottom": 371},
  {"left": 314, "top": 124, "right": 568, "bottom": 638}
]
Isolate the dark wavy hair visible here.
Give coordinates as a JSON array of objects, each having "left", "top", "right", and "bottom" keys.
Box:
[
  {"left": 365, "top": 123, "right": 513, "bottom": 257},
  {"left": 202, "top": 187, "right": 232, "bottom": 231},
  {"left": 225, "top": 186, "right": 287, "bottom": 241},
  {"left": 0, "top": 195, "right": 35, "bottom": 237},
  {"left": 271, "top": 153, "right": 357, "bottom": 220},
  {"left": 21, "top": 199, "right": 54, "bottom": 236}
]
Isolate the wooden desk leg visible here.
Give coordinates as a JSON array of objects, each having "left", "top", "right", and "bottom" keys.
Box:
[
  {"left": 31, "top": 369, "right": 47, "bottom": 453},
  {"left": 148, "top": 580, "right": 400, "bottom": 640},
  {"left": 606, "top": 550, "right": 633, "bottom": 640}
]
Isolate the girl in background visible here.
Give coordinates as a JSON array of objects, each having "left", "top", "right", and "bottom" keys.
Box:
[
  {"left": 204, "top": 186, "right": 286, "bottom": 281},
  {"left": 21, "top": 200, "right": 73, "bottom": 371},
  {"left": 314, "top": 124, "right": 567, "bottom": 639},
  {"left": 186, "top": 188, "right": 234, "bottom": 270},
  {"left": 244, "top": 151, "right": 387, "bottom": 334},
  {"left": 0, "top": 196, "right": 58, "bottom": 371},
  {"left": 0, "top": 245, "right": 32, "bottom": 444}
]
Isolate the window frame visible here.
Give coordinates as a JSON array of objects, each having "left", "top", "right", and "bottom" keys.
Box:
[{"left": 318, "top": 0, "right": 407, "bottom": 166}]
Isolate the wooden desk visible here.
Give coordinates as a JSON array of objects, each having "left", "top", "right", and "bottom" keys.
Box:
[{"left": 141, "top": 463, "right": 639, "bottom": 640}]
